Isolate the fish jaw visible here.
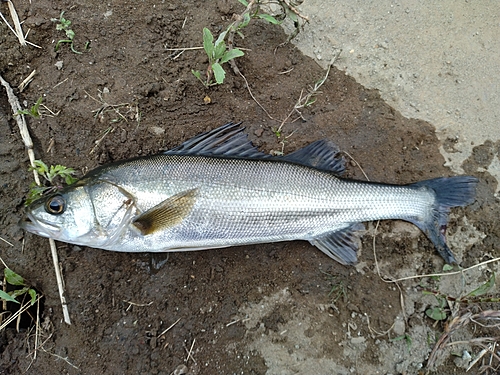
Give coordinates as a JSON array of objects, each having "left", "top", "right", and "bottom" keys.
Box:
[
  {"left": 19, "top": 212, "right": 62, "bottom": 239},
  {"left": 20, "top": 211, "right": 113, "bottom": 248}
]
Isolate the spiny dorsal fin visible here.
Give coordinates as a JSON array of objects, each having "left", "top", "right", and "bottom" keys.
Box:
[
  {"left": 132, "top": 188, "right": 198, "bottom": 235},
  {"left": 283, "top": 140, "right": 345, "bottom": 175},
  {"left": 310, "top": 223, "right": 365, "bottom": 265},
  {"left": 165, "top": 123, "right": 345, "bottom": 174},
  {"left": 165, "top": 122, "right": 268, "bottom": 158}
]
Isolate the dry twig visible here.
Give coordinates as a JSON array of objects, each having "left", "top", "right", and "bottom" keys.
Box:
[
  {"left": 277, "top": 50, "right": 341, "bottom": 134},
  {"left": 6, "top": 0, "right": 25, "bottom": 46},
  {"left": 184, "top": 338, "right": 197, "bottom": 365},
  {"left": 0, "top": 74, "right": 71, "bottom": 325},
  {"left": 0, "top": 1, "right": 41, "bottom": 48},
  {"left": 0, "top": 236, "right": 14, "bottom": 247},
  {"left": 158, "top": 317, "right": 181, "bottom": 337},
  {"left": 224, "top": 0, "right": 274, "bottom": 119},
  {"left": 427, "top": 310, "right": 500, "bottom": 370},
  {"left": 18, "top": 70, "right": 36, "bottom": 92},
  {"left": 0, "top": 295, "right": 43, "bottom": 331}
]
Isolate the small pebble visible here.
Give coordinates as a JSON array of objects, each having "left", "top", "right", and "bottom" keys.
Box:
[
  {"left": 393, "top": 317, "right": 406, "bottom": 336},
  {"left": 173, "top": 364, "right": 188, "bottom": 375},
  {"left": 149, "top": 126, "right": 165, "bottom": 136},
  {"left": 351, "top": 336, "right": 366, "bottom": 344}
]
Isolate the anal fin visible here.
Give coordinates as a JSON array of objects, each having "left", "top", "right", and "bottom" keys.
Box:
[
  {"left": 310, "top": 223, "right": 365, "bottom": 265},
  {"left": 132, "top": 188, "right": 198, "bottom": 235}
]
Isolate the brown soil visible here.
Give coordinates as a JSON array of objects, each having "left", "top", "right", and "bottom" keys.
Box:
[{"left": 0, "top": 1, "right": 498, "bottom": 374}]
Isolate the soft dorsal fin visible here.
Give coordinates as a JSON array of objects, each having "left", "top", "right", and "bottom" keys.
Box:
[
  {"left": 165, "top": 122, "right": 268, "bottom": 158},
  {"left": 283, "top": 140, "right": 345, "bottom": 174},
  {"left": 310, "top": 223, "right": 365, "bottom": 265}
]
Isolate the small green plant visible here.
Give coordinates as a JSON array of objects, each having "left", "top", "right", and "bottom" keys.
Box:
[
  {"left": 272, "top": 127, "right": 282, "bottom": 139},
  {"left": 270, "top": 50, "right": 340, "bottom": 154},
  {"left": 328, "top": 280, "right": 347, "bottom": 303},
  {"left": 390, "top": 334, "right": 412, "bottom": 351},
  {"left": 192, "top": 27, "right": 245, "bottom": 86},
  {"left": 423, "top": 272, "right": 497, "bottom": 322},
  {"left": 237, "top": 0, "right": 282, "bottom": 27},
  {"left": 16, "top": 97, "right": 43, "bottom": 118},
  {"left": 424, "top": 293, "right": 448, "bottom": 321},
  {"left": 190, "top": 1, "right": 308, "bottom": 87},
  {"left": 238, "top": 0, "right": 308, "bottom": 44},
  {"left": 51, "top": 11, "right": 86, "bottom": 54},
  {"left": 0, "top": 268, "right": 37, "bottom": 306},
  {"left": 322, "top": 271, "right": 347, "bottom": 303},
  {"left": 31, "top": 160, "right": 78, "bottom": 186},
  {"left": 26, "top": 160, "right": 77, "bottom": 205},
  {"left": 192, "top": 0, "right": 294, "bottom": 87}
]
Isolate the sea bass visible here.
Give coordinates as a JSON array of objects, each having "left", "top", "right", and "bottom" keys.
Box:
[{"left": 20, "top": 123, "right": 478, "bottom": 265}]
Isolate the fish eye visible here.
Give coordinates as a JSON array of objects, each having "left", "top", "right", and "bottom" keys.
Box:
[{"left": 45, "top": 195, "right": 66, "bottom": 215}]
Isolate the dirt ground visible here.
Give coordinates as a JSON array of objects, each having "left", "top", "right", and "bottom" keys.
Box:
[{"left": 0, "top": 1, "right": 498, "bottom": 374}]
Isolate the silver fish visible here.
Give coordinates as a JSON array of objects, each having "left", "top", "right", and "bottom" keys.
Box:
[{"left": 20, "top": 123, "right": 478, "bottom": 265}]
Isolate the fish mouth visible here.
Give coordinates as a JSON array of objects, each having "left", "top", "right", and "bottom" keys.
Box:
[{"left": 19, "top": 213, "right": 61, "bottom": 238}]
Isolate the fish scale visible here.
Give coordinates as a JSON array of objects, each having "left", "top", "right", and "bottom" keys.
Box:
[
  {"left": 21, "top": 123, "right": 478, "bottom": 266},
  {"left": 46, "top": 155, "right": 435, "bottom": 249}
]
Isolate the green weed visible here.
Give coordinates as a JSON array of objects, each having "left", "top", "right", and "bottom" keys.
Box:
[
  {"left": 423, "top": 292, "right": 448, "bottom": 321},
  {"left": 16, "top": 97, "right": 43, "bottom": 118},
  {"left": 322, "top": 271, "right": 348, "bottom": 304},
  {"left": 192, "top": 0, "right": 302, "bottom": 86},
  {"left": 192, "top": 27, "right": 245, "bottom": 86},
  {"left": 423, "top": 272, "right": 497, "bottom": 322},
  {"left": 26, "top": 160, "right": 77, "bottom": 205},
  {"left": 31, "top": 160, "right": 77, "bottom": 185},
  {"left": 390, "top": 334, "right": 412, "bottom": 351},
  {"left": 238, "top": 0, "right": 307, "bottom": 44},
  {"left": 51, "top": 12, "right": 87, "bottom": 54},
  {"left": 0, "top": 268, "right": 37, "bottom": 306},
  {"left": 237, "top": 0, "right": 282, "bottom": 30}
]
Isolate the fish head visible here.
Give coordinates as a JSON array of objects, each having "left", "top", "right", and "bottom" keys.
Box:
[
  {"left": 21, "top": 179, "right": 140, "bottom": 248},
  {"left": 20, "top": 185, "right": 97, "bottom": 244}
]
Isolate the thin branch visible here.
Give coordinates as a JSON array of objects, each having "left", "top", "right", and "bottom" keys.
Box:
[
  {"left": 6, "top": 0, "right": 25, "bottom": 45},
  {"left": 0, "top": 74, "right": 71, "bottom": 325},
  {"left": 158, "top": 318, "right": 181, "bottom": 337},
  {"left": 184, "top": 338, "right": 197, "bottom": 365},
  {"left": 1, "top": 2, "right": 40, "bottom": 48},
  {"left": 277, "top": 51, "right": 341, "bottom": 133},
  {"left": 238, "top": 71, "right": 273, "bottom": 119},
  {"left": 227, "top": 0, "right": 257, "bottom": 76},
  {"left": 387, "top": 257, "right": 500, "bottom": 284},
  {"left": 0, "top": 295, "right": 43, "bottom": 331},
  {"left": 0, "top": 236, "right": 14, "bottom": 247},
  {"left": 49, "top": 240, "right": 71, "bottom": 324}
]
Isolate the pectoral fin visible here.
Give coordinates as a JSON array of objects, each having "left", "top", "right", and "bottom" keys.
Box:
[{"left": 132, "top": 188, "right": 198, "bottom": 235}]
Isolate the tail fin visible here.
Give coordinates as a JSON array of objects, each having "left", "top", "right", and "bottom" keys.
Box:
[{"left": 410, "top": 176, "right": 478, "bottom": 264}]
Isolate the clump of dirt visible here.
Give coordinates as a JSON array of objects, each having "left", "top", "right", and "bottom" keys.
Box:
[{"left": 0, "top": 1, "right": 497, "bottom": 374}]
